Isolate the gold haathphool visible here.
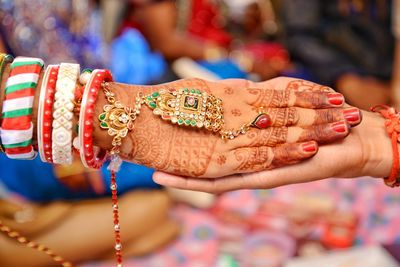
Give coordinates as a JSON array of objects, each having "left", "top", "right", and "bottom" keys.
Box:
[{"left": 100, "top": 84, "right": 272, "bottom": 142}]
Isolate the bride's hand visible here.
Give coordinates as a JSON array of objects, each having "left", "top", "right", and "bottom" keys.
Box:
[{"left": 94, "top": 77, "right": 361, "bottom": 178}]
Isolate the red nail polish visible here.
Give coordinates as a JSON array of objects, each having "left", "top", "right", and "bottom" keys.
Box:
[
  {"left": 327, "top": 93, "right": 344, "bottom": 106},
  {"left": 331, "top": 121, "right": 347, "bottom": 133},
  {"left": 343, "top": 108, "right": 360, "bottom": 123},
  {"left": 302, "top": 142, "right": 317, "bottom": 153}
]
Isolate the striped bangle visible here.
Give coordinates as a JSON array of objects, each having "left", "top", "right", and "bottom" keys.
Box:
[
  {"left": 0, "top": 53, "right": 14, "bottom": 153},
  {"left": 52, "top": 63, "right": 80, "bottom": 165},
  {"left": 37, "top": 65, "right": 59, "bottom": 163},
  {"left": 0, "top": 57, "right": 44, "bottom": 160}
]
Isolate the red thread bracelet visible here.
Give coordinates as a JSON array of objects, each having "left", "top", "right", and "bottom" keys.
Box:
[
  {"left": 79, "top": 69, "right": 112, "bottom": 169},
  {"left": 370, "top": 104, "right": 400, "bottom": 187},
  {"left": 37, "top": 65, "right": 59, "bottom": 163}
]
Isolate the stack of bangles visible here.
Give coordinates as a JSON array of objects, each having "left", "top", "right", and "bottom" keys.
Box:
[{"left": 1, "top": 54, "right": 400, "bottom": 267}]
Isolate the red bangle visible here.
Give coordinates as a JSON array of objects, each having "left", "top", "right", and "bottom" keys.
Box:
[
  {"left": 370, "top": 104, "right": 400, "bottom": 187},
  {"left": 37, "top": 65, "right": 59, "bottom": 163},
  {"left": 79, "top": 69, "right": 113, "bottom": 169}
]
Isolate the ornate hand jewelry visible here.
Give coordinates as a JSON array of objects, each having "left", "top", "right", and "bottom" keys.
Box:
[
  {"left": 100, "top": 85, "right": 272, "bottom": 142},
  {"left": 99, "top": 90, "right": 142, "bottom": 152},
  {"left": 145, "top": 88, "right": 224, "bottom": 131},
  {"left": 144, "top": 88, "right": 272, "bottom": 139}
]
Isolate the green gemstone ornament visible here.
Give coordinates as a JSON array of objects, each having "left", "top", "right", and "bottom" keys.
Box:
[{"left": 149, "top": 102, "right": 157, "bottom": 109}]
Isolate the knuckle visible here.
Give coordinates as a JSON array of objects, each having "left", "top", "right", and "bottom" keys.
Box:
[
  {"left": 295, "top": 91, "right": 325, "bottom": 107},
  {"left": 315, "top": 109, "right": 341, "bottom": 124},
  {"left": 286, "top": 107, "right": 299, "bottom": 126},
  {"left": 299, "top": 124, "right": 325, "bottom": 141}
]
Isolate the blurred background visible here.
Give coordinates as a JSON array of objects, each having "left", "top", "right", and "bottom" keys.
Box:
[{"left": 1, "top": 0, "right": 400, "bottom": 266}]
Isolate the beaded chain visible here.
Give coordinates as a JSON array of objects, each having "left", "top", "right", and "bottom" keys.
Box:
[
  {"left": 0, "top": 220, "right": 73, "bottom": 267},
  {"left": 98, "top": 72, "right": 143, "bottom": 266}
]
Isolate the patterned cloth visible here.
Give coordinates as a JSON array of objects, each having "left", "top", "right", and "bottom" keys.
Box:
[
  {"left": 0, "top": 154, "right": 159, "bottom": 201},
  {"left": 81, "top": 177, "right": 400, "bottom": 267}
]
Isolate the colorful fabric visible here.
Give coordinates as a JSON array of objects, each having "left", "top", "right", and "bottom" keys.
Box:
[
  {"left": 0, "top": 0, "right": 107, "bottom": 69},
  {"left": 0, "top": 154, "right": 159, "bottom": 201},
  {"left": 81, "top": 178, "right": 400, "bottom": 267}
]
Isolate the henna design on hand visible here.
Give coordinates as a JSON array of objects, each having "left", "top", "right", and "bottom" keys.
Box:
[
  {"left": 286, "top": 79, "right": 332, "bottom": 92},
  {"left": 313, "top": 109, "right": 344, "bottom": 125},
  {"left": 116, "top": 79, "right": 217, "bottom": 177},
  {"left": 270, "top": 144, "right": 305, "bottom": 168},
  {"left": 234, "top": 146, "right": 273, "bottom": 172},
  {"left": 216, "top": 154, "right": 227, "bottom": 166},
  {"left": 96, "top": 77, "right": 343, "bottom": 178},
  {"left": 297, "top": 123, "right": 349, "bottom": 144},
  {"left": 247, "top": 88, "right": 291, "bottom": 108},
  {"left": 261, "top": 107, "right": 299, "bottom": 127},
  {"left": 224, "top": 86, "right": 234, "bottom": 95},
  {"left": 294, "top": 91, "right": 329, "bottom": 108},
  {"left": 244, "top": 127, "right": 288, "bottom": 147},
  {"left": 231, "top": 108, "right": 242, "bottom": 117}
]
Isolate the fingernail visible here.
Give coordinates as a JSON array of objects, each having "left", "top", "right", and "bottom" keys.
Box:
[
  {"left": 331, "top": 121, "right": 347, "bottom": 133},
  {"left": 302, "top": 142, "right": 317, "bottom": 153},
  {"left": 327, "top": 93, "right": 344, "bottom": 106},
  {"left": 343, "top": 108, "right": 361, "bottom": 123}
]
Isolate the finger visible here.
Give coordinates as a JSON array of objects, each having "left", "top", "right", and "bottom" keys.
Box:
[
  {"left": 233, "top": 141, "right": 318, "bottom": 173},
  {"left": 153, "top": 152, "right": 326, "bottom": 194},
  {"left": 293, "top": 121, "right": 350, "bottom": 144},
  {"left": 153, "top": 172, "right": 224, "bottom": 193},
  {"left": 153, "top": 142, "right": 342, "bottom": 194},
  {"left": 153, "top": 154, "right": 324, "bottom": 194},
  {"left": 246, "top": 89, "right": 345, "bottom": 109},
  {"left": 152, "top": 171, "right": 286, "bottom": 194},
  {"left": 218, "top": 78, "right": 334, "bottom": 93},
  {"left": 153, "top": 163, "right": 317, "bottom": 194},
  {"left": 259, "top": 106, "right": 361, "bottom": 127},
  {"left": 255, "top": 77, "right": 335, "bottom": 92},
  {"left": 296, "top": 106, "right": 361, "bottom": 126},
  {"left": 233, "top": 121, "right": 350, "bottom": 147},
  {"left": 219, "top": 78, "right": 251, "bottom": 87}
]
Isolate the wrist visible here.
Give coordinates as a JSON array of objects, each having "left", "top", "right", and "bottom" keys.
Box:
[
  {"left": 358, "top": 111, "right": 394, "bottom": 178},
  {"left": 92, "top": 82, "right": 153, "bottom": 157}
]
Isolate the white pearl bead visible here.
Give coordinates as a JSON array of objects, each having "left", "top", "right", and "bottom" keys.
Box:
[
  {"left": 115, "top": 243, "right": 122, "bottom": 251},
  {"left": 79, "top": 71, "right": 92, "bottom": 85}
]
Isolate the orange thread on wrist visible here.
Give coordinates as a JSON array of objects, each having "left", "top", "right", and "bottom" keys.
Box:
[{"left": 370, "top": 104, "right": 400, "bottom": 187}]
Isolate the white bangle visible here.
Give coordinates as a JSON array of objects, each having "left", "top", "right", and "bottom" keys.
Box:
[{"left": 51, "top": 63, "right": 80, "bottom": 165}]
